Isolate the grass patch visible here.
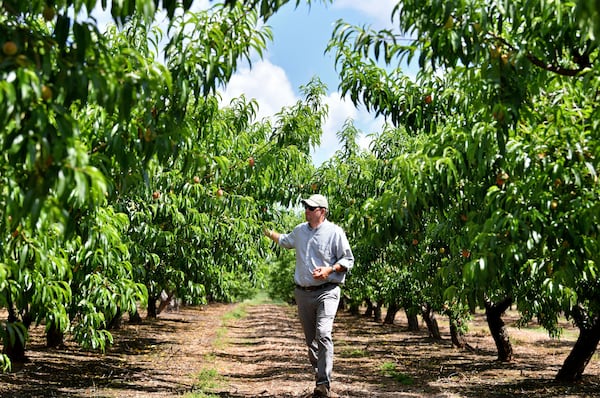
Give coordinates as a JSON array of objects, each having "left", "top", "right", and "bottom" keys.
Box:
[
  {"left": 213, "top": 303, "right": 249, "bottom": 348},
  {"left": 196, "top": 367, "right": 223, "bottom": 390},
  {"left": 380, "top": 362, "right": 414, "bottom": 385},
  {"left": 212, "top": 326, "right": 229, "bottom": 350},
  {"left": 183, "top": 367, "right": 224, "bottom": 397},
  {"left": 221, "top": 292, "right": 286, "bottom": 327},
  {"left": 183, "top": 393, "right": 221, "bottom": 398},
  {"left": 223, "top": 305, "right": 247, "bottom": 322},
  {"left": 340, "top": 347, "right": 369, "bottom": 358},
  {"left": 246, "top": 290, "right": 287, "bottom": 306}
]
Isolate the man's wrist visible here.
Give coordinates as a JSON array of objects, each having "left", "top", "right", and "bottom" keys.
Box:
[{"left": 332, "top": 264, "right": 346, "bottom": 273}]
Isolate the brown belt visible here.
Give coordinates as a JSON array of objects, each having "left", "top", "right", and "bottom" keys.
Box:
[{"left": 295, "top": 282, "right": 338, "bottom": 291}]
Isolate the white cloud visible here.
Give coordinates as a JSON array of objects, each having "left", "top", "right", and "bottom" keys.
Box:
[
  {"left": 219, "top": 63, "right": 385, "bottom": 165},
  {"left": 332, "top": 0, "right": 398, "bottom": 27},
  {"left": 312, "top": 93, "right": 358, "bottom": 164},
  {"left": 323, "top": 92, "right": 359, "bottom": 138},
  {"left": 312, "top": 93, "right": 386, "bottom": 165},
  {"left": 220, "top": 60, "right": 297, "bottom": 122},
  {"left": 189, "top": 0, "right": 210, "bottom": 12}
]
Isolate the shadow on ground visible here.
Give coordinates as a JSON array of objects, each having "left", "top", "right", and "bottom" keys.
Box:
[
  {"left": 211, "top": 305, "right": 600, "bottom": 398},
  {"left": 1, "top": 302, "right": 599, "bottom": 398}
]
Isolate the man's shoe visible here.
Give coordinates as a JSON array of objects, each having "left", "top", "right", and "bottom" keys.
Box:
[{"left": 313, "top": 383, "right": 330, "bottom": 397}]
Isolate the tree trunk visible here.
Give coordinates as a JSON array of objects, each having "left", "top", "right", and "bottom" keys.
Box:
[
  {"left": 384, "top": 302, "right": 399, "bottom": 324},
  {"left": 406, "top": 309, "right": 419, "bottom": 331},
  {"left": 373, "top": 302, "right": 382, "bottom": 323},
  {"left": 157, "top": 292, "right": 173, "bottom": 315},
  {"left": 484, "top": 297, "right": 513, "bottom": 362},
  {"left": 337, "top": 294, "right": 347, "bottom": 311},
  {"left": 2, "top": 330, "right": 26, "bottom": 363},
  {"left": 129, "top": 309, "right": 143, "bottom": 324},
  {"left": 107, "top": 312, "right": 123, "bottom": 330},
  {"left": 449, "top": 314, "right": 468, "bottom": 349},
  {"left": 556, "top": 308, "right": 600, "bottom": 381},
  {"left": 364, "top": 299, "right": 373, "bottom": 318},
  {"left": 422, "top": 304, "right": 441, "bottom": 340},
  {"left": 348, "top": 301, "right": 360, "bottom": 316},
  {"left": 147, "top": 296, "right": 158, "bottom": 318},
  {"left": 3, "top": 309, "right": 27, "bottom": 363},
  {"left": 46, "top": 323, "right": 64, "bottom": 348}
]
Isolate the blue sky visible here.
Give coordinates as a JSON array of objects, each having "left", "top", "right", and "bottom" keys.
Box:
[
  {"left": 219, "top": 0, "right": 402, "bottom": 165},
  {"left": 267, "top": 1, "right": 394, "bottom": 90}
]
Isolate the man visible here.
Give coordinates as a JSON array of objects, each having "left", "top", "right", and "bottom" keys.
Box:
[{"left": 264, "top": 194, "right": 354, "bottom": 398}]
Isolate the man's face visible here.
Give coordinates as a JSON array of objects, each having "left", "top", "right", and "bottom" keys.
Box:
[{"left": 304, "top": 204, "right": 324, "bottom": 223}]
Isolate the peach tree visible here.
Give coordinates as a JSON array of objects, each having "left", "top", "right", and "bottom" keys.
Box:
[
  {"left": 0, "top": 0, "right": 329, "bottom": 370},
  {"left": 326, "top": 0, "right": 599, "bottom": 381}
]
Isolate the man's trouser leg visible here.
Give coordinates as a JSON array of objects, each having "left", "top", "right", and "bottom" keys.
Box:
[{"left": 295, "top": 285, "right": 340, "bottom": 387}]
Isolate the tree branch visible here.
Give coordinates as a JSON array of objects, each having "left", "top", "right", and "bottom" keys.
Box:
[
  {"left": 525, "top": 53, "right": 589, "bottom": 77},
  {"left": 490, "top": 32, "right": 591, "bottom": 77}
]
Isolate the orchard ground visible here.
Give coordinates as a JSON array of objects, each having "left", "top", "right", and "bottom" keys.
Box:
[{"left": 1, "top": 295, "right": 599, "bottom": 398}]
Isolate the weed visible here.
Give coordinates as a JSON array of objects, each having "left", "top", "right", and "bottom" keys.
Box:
[
  {"left": 183, "top": 367, "right": 224, "bottom": 397},
  {"left": 380, "top": 362, "right": 414, "bottom": 385},
  {"left": 223, "top": 306, "right": 247, "bottom": 321},
  {"left": 184, "top": 392, "right": 221, "bottom": 398},
  {"left": 341, "top": 348, "right": 368, "bottom": 358}
]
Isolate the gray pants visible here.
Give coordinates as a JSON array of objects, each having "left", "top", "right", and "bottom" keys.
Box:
[{"left": 295, "top": 284, "right": 341, "bottom": 387}]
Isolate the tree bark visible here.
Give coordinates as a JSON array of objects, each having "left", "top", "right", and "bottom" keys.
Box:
[
  {"left": 129, "top": 309, "right": 143, "bottom": 324},
  {"left": 106, "top": 312, "right": 123, "bottom": 330},
  {"left": 3, "top": 308, "right": 27, "bottom": 363},
  {"left": 384, "top": 302, "right": 399, "bottom": 324},
  {"left": 157, "top": 292, "right": 173, "bottom": 315},
  {"left": 556, "top": 307, "right": 600, "bottom": 381},
  {"left": 364, "top": 299, "right": 373, "bottom": 318},
  {"left": 422, "top": 304, "right": 441, "bottom": 340},
  {"left": 373, "top": 302, "right": 382, "bottom": 323},
  {"left": 147, "top": 296, "right": 158, "bottom": 318},
  {"left": 2, "top": 329, "right": 26, "bottom": 363},
  {"left": 348, "top": 301, "right": 360, "bottom": 316},
  {"left": 484, "top": 297, "right": 513, "bottom": 361},
  {"left": 449, "top": 314, "right": 468, "bottom": 349},
  {"left": 46, "top": 323, "right": 64, "bottom": 348},
  {"left": 406, "top": 309, "right": 419, "bottom": 331}
]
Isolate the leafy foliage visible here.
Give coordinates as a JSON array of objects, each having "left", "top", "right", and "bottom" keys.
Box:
[
  {"left": 325, "top": 0, "right": 599, "bottom": 381},
  {"left": 0, "top": 0, "right": 324, "bottom": 369}
]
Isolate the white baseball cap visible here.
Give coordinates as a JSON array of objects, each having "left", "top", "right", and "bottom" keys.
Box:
[{"left": 301, "top": 194, "right": 328, "bottom": 209}]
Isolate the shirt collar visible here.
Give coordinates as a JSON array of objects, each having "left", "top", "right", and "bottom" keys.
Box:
[{"left": 308, "top": 219, "right": 327, "bottom": 231}]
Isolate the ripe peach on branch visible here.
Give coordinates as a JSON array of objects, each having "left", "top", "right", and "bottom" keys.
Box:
[{"left": 2, "top": 41, "right": 17, "bottom": 56}]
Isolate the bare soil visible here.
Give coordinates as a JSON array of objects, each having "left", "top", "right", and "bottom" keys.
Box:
[{"left": 1, "top": 300, "right": 599, "bottom": 398}]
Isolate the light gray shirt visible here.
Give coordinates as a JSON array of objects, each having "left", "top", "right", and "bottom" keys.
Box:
[{"left": 278, "top": 219, "right": 354, "bottom": 287}]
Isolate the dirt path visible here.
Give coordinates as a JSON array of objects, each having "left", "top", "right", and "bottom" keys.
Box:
[
  {"left": 1, "top": 301, "right": 599, "bottom": 397},
  {"left": 212, "top": 304, "right": 600, "bottom": 398},
  {"left": 209, "top": 303, "right": 427, "bottom": 398}
]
